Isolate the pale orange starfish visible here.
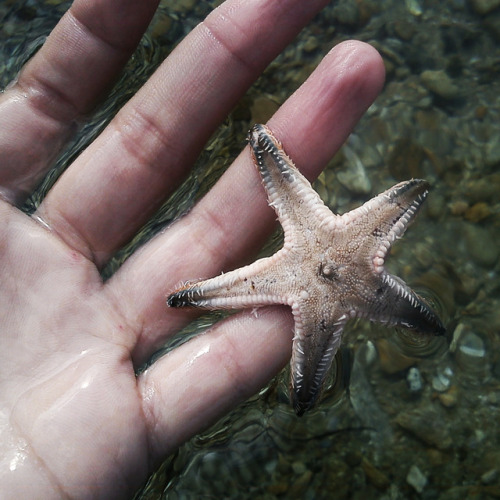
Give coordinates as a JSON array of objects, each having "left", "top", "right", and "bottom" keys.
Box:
[{"left": 168, "top": 124, "right": 445, "bottom": 415}]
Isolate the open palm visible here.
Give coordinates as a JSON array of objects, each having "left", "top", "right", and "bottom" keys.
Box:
[{"left": 0, "top": 0, "right": 384, "bottom": 497}]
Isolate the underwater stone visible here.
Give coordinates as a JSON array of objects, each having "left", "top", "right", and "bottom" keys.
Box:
[
  {"left": 463, "top": 222, "right": 499, "bottom": 267},
  {"left": 485, "top": 132, "right": 500, "bottom": 166},
  {"left": 171, "top": 0, "right": 197, "bottom": 13},
  {"left": 421, "top": 70, "right": 461, "bottom": 100},
  {"left": 405, "top": 0, "right": 423, "bottom": 16},
  {"left": 303, "top": 36, "right": 319, "bottom": 53},
  {"left": 407, "top": 464, "right": 427, "bottom": 493},
  {"left": 452, "top": 324, "right": 491, "bottom": 384},
  {"left": 414, "top": 241, "right": 434, "bottom": 268},
  {"left": 484, "top": 11, "right": 500, "bottom": 42},
  {"left": 407, "top": 367, "right": 424, "bottom": 393},
  {"left": 361, "top": 458, "right": 390, "bottom": 490},
  {"left": 464, "top": 202, "right": 492, "bottom": 223},
  {"left": 332, "top": 1, "right": 361, "bottom": 28},
  {"left": 469, "top": 0, "right": 500, "bottom": 15},
  {"left": 395, "top": 407, "right": 452, "bottom": 450},
  {"left": 337, "top": 145, "right": 371, "bottom": 195},
  {"left": 481, "top": 468, "right": 499, "bottom": 485},
  {"left": 432, "top": 370, "right": 452, "bottom": 392},
  {"left": 437, "top": 386, "right": 459, "bottom": 408},
  {"left": 459, "top": 332, "right": 486, "bottom": 357},
  {"left": 291, "top": 460, "right": 307, "bottom": 475},
  {"left": 465, "top": 173, "right": 500, "bottom": 204},
  {"left": 289, "top": 470, "right": 313, "bottom": 497}
]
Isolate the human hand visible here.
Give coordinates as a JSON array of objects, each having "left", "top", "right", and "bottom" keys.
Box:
[{"left": 0, "top": 0, "right": 384, "bottom": 497}]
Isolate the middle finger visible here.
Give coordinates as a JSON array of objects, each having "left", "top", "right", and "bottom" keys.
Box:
[{"left": 35, "top": 0, "right": 329, "bottom": 267}]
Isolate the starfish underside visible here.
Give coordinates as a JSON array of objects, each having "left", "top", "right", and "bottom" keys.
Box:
[{"left": 168, "top": 124, "right": 445, "bottom": 416}]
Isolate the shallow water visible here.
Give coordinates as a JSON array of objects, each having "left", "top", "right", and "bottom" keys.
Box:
[{"left": 2, "top": 0, "right": 500, "bottom": 498}]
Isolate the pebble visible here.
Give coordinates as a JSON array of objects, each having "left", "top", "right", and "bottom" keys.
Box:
[
  {"left": 432, "top": 370, "right": 452, "bottom": 392},
  {"left": 407, "top": 367, "right": 424, "bottom": 393},
  {"left": 426, "top": 448, "right": 447, "bottom": 466},
  {"left": 170, "top": 0, "right": 197, "bottom": 13},
  {"left": 485, "top": 132, "right": 500, "bottom": 165},
  {"left": 449, "top": 200, "right": 469, "bottom": 216},
  {"left": 464, "top": 202, "right": 492, "bottom": 223},
  {"left": 395, "top": 407, "right": 452, "bottom": 450},
  {"left": 458, "top": 331, "right": 486, "bottom": 358},
  {"left": 291, "top": 460, "right": 307, "bottom": 475},
  {"left": 464, "top": 173, "right": 500, "bottom": 204},
  {"left": 475, "top": 105, "right": 488, "bottom": 119},
  {"left": 267, "top": 481, "right": 289, "bottom": 495},
  {"left": 420, "top": 70, "right": 461, "bottom": 100},
  {"left": 289, "top": 470, "right": 313, "bottom": 497},
  {"left": 405, "top": 0, "right": 423, "bottom": 16},
  {"left": 393, "top": 18, "right": 417, "bottom": 40},
  {"left": 303, "top": 36, "right": 319, "bottom": 53},
  {"left": 463, "top": 222, "right": 499, "bottom": 267},
  {"left": 454, "top": 328, "right": 491, "bottom": 383},
  {"left": 150, "top": 13, "right": 173, "bottom": 38},
  {"left": 437, "top": 385, "right": 459, "bottom": 408},
  {"left": 345, "top": 450, "right": 362, "bottom": 467},
  {"left": 332, "top": 1, "right": 361, "bottom": 28},
  {"left": 414, "top": 241, "right": 434, "bottom": 268},
  {"left": 337, "top": 145, "right": 371, "bottom": 195},
  {"left": 407, "top": 464, "right": 428, "bottom": 493},
  {"left": 486, "top": 391, "right": 500, "bottom": 405},
  {"left": 484, "top": 11, "right": 500, "bottom": 42},
  {"left": 481, "top": 468, "right": 499, "bottom": 485},
  {"left": 361, "top": 458, "right": 390, "bottom": 490},
  {"left": 469, "top": 0, "right": 500, "bottom": 15}
]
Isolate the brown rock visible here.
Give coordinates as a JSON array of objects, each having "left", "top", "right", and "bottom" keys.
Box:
[
  {"left": 465, "top": 202, "right": 492, "bottom": 223},
  {"left": 469, "top": 0, "right": 500, "bottom": 15},
  {"left": 437, "top": 385, "right": 459, "bottom": 408},
  {"left": 421, "top": 70, "right": 461, "bottom": 100},
  {"left": 395, "top": 407, "right": 452, "bottom": 450},
  {"left": 362, "top": 458, "right": 390, "bottom": 490}
]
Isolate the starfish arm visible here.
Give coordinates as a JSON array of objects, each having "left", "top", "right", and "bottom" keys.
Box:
[
  {"left": 337, "top": 179, "right": 445, "bottom": 335},
  {"left": 337, "top": 179, "right": 429, "bottom": 250},
  {"left": 249, "top": 124, "right": 338, "bottom": 247},
  {"left": 337, "top": 179, "right": 430, "bottom": 272},
  {"left": 167, "top": 250, "right": 293, "bottom": 310},
  {"left": 340, "top": 178, "right": 429, "bottom": 231},
  {"left": 362, "top": 272, "right": 446, "bottom": 335},
  {"left": 289, "top": 300, "right": 348, "bottom": 416}
]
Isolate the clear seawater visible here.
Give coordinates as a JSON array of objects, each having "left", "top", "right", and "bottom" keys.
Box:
[{"left": 2, "top": 0, "right": 500, "bottom": 498}]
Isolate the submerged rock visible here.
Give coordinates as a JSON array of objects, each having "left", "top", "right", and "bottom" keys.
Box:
[
  {"left": 463, "top": 222, "right": 499, "bottom": 267},
  {"left": 407, "top": 464, "right": 427, "bottom": 493},
  {"left": 395, "top": 407, "right": 452, "bottom": 450},
  {"left": 469, "top": 0, "right": 500, "bottom": 15},
  {"left": 421, "top": 70, "right": 461, "bottom": 100}
]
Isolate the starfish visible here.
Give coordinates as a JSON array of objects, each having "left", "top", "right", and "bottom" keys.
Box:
[{"left": 168, "top": 124, "right": 445, "bottom": 415}]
